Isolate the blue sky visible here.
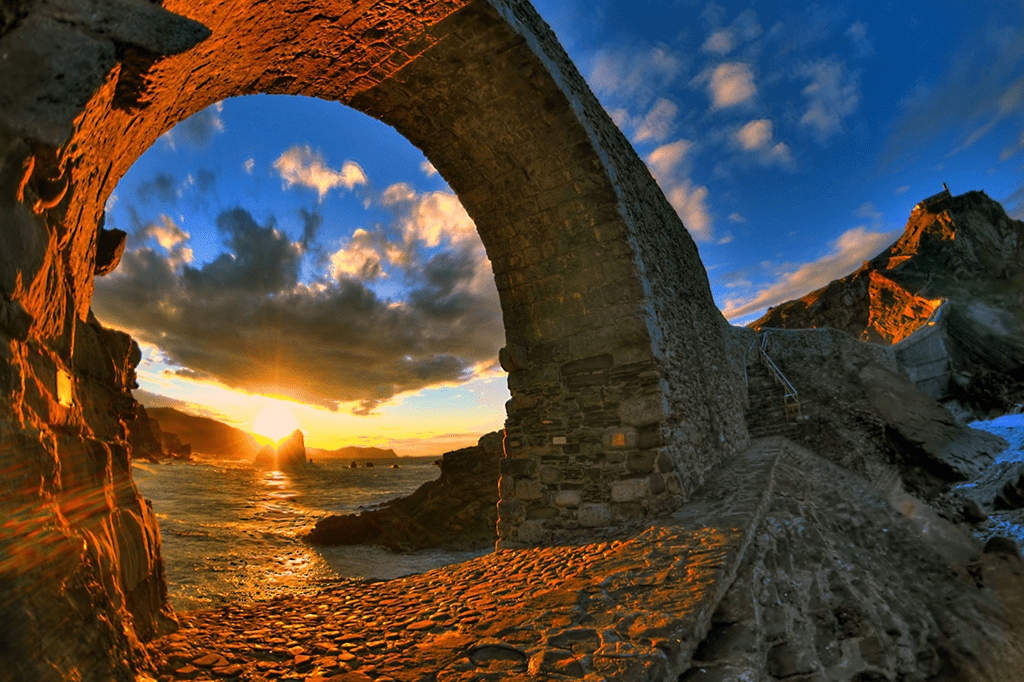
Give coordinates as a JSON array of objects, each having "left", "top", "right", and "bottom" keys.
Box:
[{"left": 92, "top": 0, "right": 1024, "bottom": 455}]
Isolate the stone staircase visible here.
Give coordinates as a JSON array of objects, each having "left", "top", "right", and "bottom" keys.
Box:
[{"left": 745, "top": 352, "right": 804, "bottom": 439}]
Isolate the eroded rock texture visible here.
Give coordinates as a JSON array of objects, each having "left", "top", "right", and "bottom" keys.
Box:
[
  {"left": 688, "top": 442, "right": 1024, "bottom": 681},
  {"left": 0, "top": 0, "right": 744, "bottom": 678}
]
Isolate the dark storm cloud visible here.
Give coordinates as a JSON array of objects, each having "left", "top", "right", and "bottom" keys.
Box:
[
  {"left": 92, "top": 207, "right": 504, "bottom": 414},
  {"left": 297, "top": 208, "right": 323, "bottom": 251},
  {"left": 164, "top": 103, "right": 225, "bottom": 149},
  {"left": 181, "top": 209, "right": 302, "bottom": 295},
  {"left": 136, "top": 172, "right": 177, "bottom": 204}
]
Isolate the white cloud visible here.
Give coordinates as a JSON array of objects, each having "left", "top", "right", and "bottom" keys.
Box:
[
  {"left": 894, "top": 185, "right": 910, "bottom": 195},
  {"left": 853, "top": 202, "right": 883, "bottom": 225},
  {"left": 731, "top": 119, "right": 795, "bottom": 168},
  {"left": 644, "top": 140, "right": 713, "bottom": 241},
  {"left": 633, "top": 98, "right": 679, "bottom": 143},
  {"left": 734, "top": 119, "right": 773, "bottom": 150},
  {"left": 717, "top": 232, "right": 734, "bottom": 244},
  {"left": 846, "top": 20, "right": 874, "bottom": 57},
  {"left": 645, "top": 139, "right": 693, "bottom": 178},
  {"left": 705, "top": 62, "right": 756, "bottom": 109},
  {"left": 721, "top": 226, "right": 900, "bottom": 321},
  {"left": 420, "top": 160, "right": 438, "bottom": 177},
  {"left": 138, "top": 214, "right": 194, "bottom": 267},
  {"left": 329, "top": 229, "right": 386, "bottom": 281},
  {"left": 665, "top": 179, "right": 713, "bottom": 242},
  {"left": 728, "top": 212, "right": 747, "bottom": 223},
  {"left": 243, "top": 158, "right": 255, "bottom": 174},
  {"left": 381, "top": 183, "right": 476, "bottom": 248},
  {"left": 589, "top": 44, "right": 687, "bottom": 105},
  {"left": 703, "top": 29, "right": 736, "bottom": 55},
  {"left": 273, "top": 145, "right": 367, "bottom": 201},
  {"left": 798, "top": 60, "right": 861, "bottom": 141}
]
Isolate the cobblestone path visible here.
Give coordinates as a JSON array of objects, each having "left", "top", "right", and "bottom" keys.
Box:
[{"left": 147, "top": 441, "right": 781, "bottom": 681}]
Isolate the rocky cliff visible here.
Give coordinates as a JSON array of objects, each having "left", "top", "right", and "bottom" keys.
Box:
[
  {"left": 305, "top": 431, "right": 503, "bottom": 551},
  {"left": 126, "top": 403, "right": 165, "bottom": 462},
  {"left": 752, "top": 190, "right": 1024, "bottom": 415},
  {"left": 147, "top": 407, "right": 261, "bottom": 459}
]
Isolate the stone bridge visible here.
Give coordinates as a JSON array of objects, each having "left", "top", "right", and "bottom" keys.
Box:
[{"left": 0, "top": 0, "right": 746, "bottom": 678}]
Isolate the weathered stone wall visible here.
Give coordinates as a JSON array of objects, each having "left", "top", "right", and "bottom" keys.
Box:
[{"left": 0, "top": 1, "right": 744, "bottom": 676}]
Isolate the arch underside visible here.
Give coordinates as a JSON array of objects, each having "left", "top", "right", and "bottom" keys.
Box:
[{"left": 0, "top": 0, "right": 746, "bottom": 677}]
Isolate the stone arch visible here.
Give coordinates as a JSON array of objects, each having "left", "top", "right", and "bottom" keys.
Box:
[{"left": 0, "top": 1, "right": 747, "bottom": 677}]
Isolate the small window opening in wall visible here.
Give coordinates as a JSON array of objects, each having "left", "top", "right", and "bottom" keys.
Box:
[{"left": 56, "top": 370, "right": 74, "bottom": 407}]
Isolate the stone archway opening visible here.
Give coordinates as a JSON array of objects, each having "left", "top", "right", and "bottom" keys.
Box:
[
  {"left": 0, "top": 1, "right": 747, "bottom": 678},
  {"left": 95, "top": 92, "right": 512, "bottom": 611}
]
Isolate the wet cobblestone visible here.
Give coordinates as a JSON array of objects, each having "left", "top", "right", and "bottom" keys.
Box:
[{"left": 147, "top": 442, "right": 781, "bottom": 681}]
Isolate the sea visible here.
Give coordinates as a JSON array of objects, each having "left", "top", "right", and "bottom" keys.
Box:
[
  {"left": 134, "top": 414, "right": 1024, "bottom": 612},
  {"left": 130, "top": 457, "right": 489, "bottom": 611}
]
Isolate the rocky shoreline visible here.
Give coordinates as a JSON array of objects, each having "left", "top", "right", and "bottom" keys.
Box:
[
  {"left": 145, "top": 438, "right": 1024, "bottom": 681},
  {"left": 304, "top": 432, "right": 504, "bottom": 552}
]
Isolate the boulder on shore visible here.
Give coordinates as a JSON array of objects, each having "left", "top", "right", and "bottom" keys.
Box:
[{"left": 305, "top": 431, "right": 504, "bottom": 551}]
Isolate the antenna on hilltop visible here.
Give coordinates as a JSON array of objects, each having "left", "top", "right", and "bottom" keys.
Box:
[{"left": 942, "top": 182, "right": 950, "bottom": 194}]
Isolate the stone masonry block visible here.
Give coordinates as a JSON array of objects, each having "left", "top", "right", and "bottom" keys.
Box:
[
  {"left": 618, "top": 393, "right": 666, "bottom": 427},
  {"left": 626, "top": 451, "right": 656, "bottom": 472},
  {"left": 497, "top": 500, "right": 527, "bottom": 525},
  {"left": 577, "top": 503, "right": 611, "bottom": 528},
  {"left": 518, "top": 520, "right": 547, "bottom": 544},
  {"left": 602, "top": 427, "right": 637, "bottom": 450},
  {"left": 500, "top": 457, "right": 537, "bottom": 476},
  {"left": 516, "top": 478, "right": 544, "bottom": 501},
  {"left": 611, "top": 478, "right": 648, "bottom": 503},
  {"left": 554, "top": 490, "right": 581, "bottom": 508},
  {"left": 560, "top": 353, "right": 613, "bottom": 376},
  {"left": 538, "top": 465, "right": 562, "bottom": 485},
  {"left": 499, "top": 344, "right": 529, "bottom": 372}
]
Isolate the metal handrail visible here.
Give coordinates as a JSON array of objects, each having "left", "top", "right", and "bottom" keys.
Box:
[
  {"left": 750, "top": 333, "right": 801, "bottom": 418},
  {"left": 743, "top": 337, "right": 759, "bottom": 388}
]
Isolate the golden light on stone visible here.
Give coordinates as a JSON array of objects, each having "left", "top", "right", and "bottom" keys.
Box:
[{"left": 56, "top": 369, "right": 73, "bottom": 407}]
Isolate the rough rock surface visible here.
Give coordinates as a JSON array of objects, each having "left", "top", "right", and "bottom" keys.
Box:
[
  {"left": 143, "top": 439, "right": 1024, "bottom": 681},
  {"left": 276, "top": 428, "right": 307, "bottom": 469},
  {"left": 751, "top": 190, "right": 1024, "bottom": 416},
  {"left": 726, "top": 324, "right": 1007, "bottom": 504},
  {"left": 687, "top": 440, "right": 1024, "bottom": 682},
  {"left": 127, "top": 403, "right": 165, "bottom": 462},
  {"left": 306, "top": 432, "right": 504, "bottom": 551}
]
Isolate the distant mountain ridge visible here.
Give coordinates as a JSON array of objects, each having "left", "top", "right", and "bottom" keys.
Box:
[
  {"left": 307, "top": 446, "right": 398, "bottom": 460},
  {"left": 141, "top": 406, "right": 402, "bottom": 460},
  {"left": 146, "top": 407, "right": 261, "bottom": 459}
]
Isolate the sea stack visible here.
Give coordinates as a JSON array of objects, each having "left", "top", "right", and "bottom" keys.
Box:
[{"left": 276, "top": 429, "right": 306, "bottom": 469}]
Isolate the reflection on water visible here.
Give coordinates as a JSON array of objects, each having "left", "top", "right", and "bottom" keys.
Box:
[{"left": 132, "top": 459, "right": 487, "bottom": 611}]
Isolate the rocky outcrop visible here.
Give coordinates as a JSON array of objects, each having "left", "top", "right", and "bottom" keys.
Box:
[
  {"left": 305, "top": 431, "right": 504, "bottom": 551},
  {"left": 727, "top": 325, "right": 1007, "bottom": 502},
  {"left": 276, "top": 429, "right": 306, "bottom": 469},
  {"left": 252, "top": 445, "right": 275, "bottom": 469},
  {"left": 126, "top": 404, "right": 164, "bottom": 462},
  {"left": 752, "top": 190, "right": 1024, "bottom": 415}
]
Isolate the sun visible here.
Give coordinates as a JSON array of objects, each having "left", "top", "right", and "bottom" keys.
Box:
[{"left": 253, "top": 404, "right": 300, "bottom": 443}]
